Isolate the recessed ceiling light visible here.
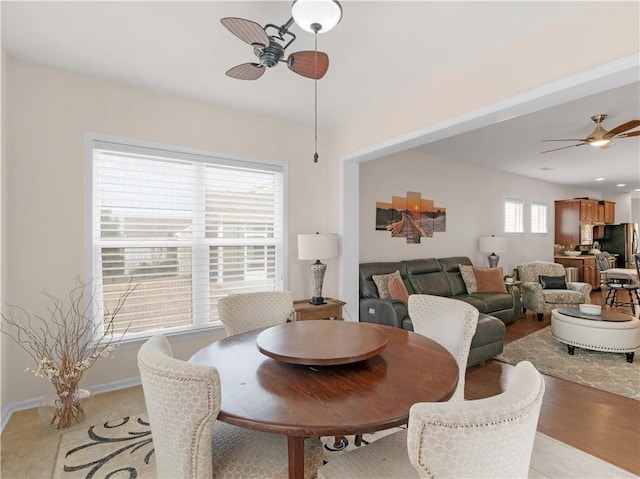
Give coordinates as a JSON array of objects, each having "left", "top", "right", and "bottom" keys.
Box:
[
  {"left": 595, "top": 177, "right": 605, "bottom": 181},
  {"left": 616, "top": 184, "right": 626, "bottom": 187}
]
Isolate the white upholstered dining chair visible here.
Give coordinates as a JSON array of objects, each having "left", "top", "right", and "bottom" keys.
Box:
[
  {"left": 137, "top": 334, "right": 323, "bottom": 479},
  {"left": 317, "top": 361, "right": 545, "bottom": 479},
  {"left": 217, "top": 291, "right": 293, "bottom": 336},
  {"left": 408, "top": 294, "right": 480, "bottom": 401}
]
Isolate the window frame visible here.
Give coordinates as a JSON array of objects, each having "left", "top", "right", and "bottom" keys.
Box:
[
  {"left": 83, "top": 132, "right": 288, "bottom": 345},
  {"left": 504, "top": 196, "right": 524, "bottom": 234},
  {"left": 530, "top": 200, "right": 548, "bottom": 234}
]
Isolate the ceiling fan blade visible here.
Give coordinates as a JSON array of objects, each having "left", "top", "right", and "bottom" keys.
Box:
[
  {"left": 542, "top": 138, "right": 588, "bottom": 142},
  {"left": 226, "top": 63, "right": 266, "bottom": 80},
  {"left": 288, "top": 51, "right": 329, "bottom": 79},
  {"left": 617, "top": 130, "right": 640, "bottom": 139},
  {"left": 221, "top": 17, "right": 269, "bottom": 47},
  {"left": 541, "top": 143, "right": 587, "bottom": 154},
  {"left": 604, "top": 120, "right": 640, "bottom": 139}
]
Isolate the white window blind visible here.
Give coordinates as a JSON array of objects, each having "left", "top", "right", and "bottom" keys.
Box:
[
  {"left": 88, "top": 139, "right": 284, "bottom": 339},
  {"left": 531, "top": 201, "right": 548, "bottom": 234},
  {"left": 504, "top": 197, "right": 524, "bottom": 233}
]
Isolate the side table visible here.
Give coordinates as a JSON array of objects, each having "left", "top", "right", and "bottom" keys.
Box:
[{"left": 292, "top": 298, "right": 346, "bottom": 321}]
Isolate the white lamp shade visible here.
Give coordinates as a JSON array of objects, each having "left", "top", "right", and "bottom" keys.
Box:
[
  {"left": 292, "top": 0, "right": 343, "bottom": 33},
  {"left": 479, "top": 235, "right": 508, "bottom": 254},
  {"left": 298, "top": 233, "right": 339, "bottom": 260}
]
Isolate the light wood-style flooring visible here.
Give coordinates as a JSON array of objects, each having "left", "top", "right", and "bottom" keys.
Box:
[{"left": 465, "top": 290, "right": 640, "bottom": 476}]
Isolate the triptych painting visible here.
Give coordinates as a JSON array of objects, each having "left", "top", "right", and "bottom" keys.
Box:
[{"left": 375, "top": 191, "right": 446, "bottom": 244}]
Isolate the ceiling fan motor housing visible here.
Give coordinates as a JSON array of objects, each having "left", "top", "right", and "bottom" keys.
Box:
[{"left": 255, "top": 40, "right": 285, "bottom": 68}]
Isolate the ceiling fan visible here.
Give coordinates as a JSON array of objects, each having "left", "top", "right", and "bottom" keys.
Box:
[
  {"left": 221, "top": 16, "right": 329, "bottom": 81},
  {"left": 541, "top": 114, "right": 640, "bottom": 153}
]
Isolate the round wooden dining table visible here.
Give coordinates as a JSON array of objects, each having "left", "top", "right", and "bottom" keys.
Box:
[{"left": 189, "top": 321, "right": 458, "bottom": 479}]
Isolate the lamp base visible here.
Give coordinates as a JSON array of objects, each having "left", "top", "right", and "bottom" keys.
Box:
[
  {"left": 488, "top": 253, "right": 500, "bottom": 268},
  {"left": 309, "top": 297, "right": 326, "bottom": 305}
]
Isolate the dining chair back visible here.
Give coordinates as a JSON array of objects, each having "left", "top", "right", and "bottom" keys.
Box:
[
  {"left": 597, "top": 253, "right": 640, "bottom": 314},
  {"left": 217, "top": 291, "right": 293, "bottom": 336},
  {"left": 317, "top": 361, "right": 545, "bottom": 479},
  {"left": 137, "top": 334, "right": 323, "bottom": 479},
  {"left": 408, "top": 294, "right": 479, "bottom": 401}
]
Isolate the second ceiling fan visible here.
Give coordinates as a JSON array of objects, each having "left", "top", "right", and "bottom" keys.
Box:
[{"left": 541, "top": 114, "right": 640, "bottom": 153}]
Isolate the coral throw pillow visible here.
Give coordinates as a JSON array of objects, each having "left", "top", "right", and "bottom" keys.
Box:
[
  {"left": 388, "top": 276, "right": 410, "bottom": 304},
  {"left": 473, "top": 267, "right": 507, "bottom": 293}
]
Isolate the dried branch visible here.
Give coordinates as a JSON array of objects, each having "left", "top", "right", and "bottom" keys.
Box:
[{"left": 0, "top": 278, "right": 137, "bottom": 382}]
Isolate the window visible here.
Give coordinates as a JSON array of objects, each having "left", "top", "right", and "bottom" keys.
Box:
[
  {"left": 86, "top": 136, "right": 285, "bottom": 341},
  {"left": 504, "top": 197, "right": 524, "bottom": 233},
  {"left": 531, "top": 201, "right": 548, "bottom": 234}
]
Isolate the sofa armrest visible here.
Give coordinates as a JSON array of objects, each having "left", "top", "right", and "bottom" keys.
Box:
[
  {"left": 359, "top": 298, "right": 408, "bottom": 329},
  {"left": 567, "top": 281, "right": 592, "bottom": 300},
  {"left": 520, "top": 281, "right": 545, "bottom": 311}
]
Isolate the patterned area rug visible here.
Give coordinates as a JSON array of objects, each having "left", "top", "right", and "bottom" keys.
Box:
[
  {"left": 53, "top": 413, "right": 401, "bottom": 479},
  {"left": 496, "top": 326, "right": 639, "bottom": 400},
  {"left": 53, "top": 413, "right": 637, "bottom": 479}
]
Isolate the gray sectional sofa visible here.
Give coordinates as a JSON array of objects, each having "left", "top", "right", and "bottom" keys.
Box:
[{"left": 359, "top": 256, "right": 522, "bottom": 367}]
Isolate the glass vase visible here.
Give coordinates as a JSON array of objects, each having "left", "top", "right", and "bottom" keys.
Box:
[{"left": 38, "top": 386, "right": 93, "bottom": 429}]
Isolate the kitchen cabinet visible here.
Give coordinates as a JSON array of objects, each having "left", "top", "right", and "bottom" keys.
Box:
[
  {"left": 579, "top": 199, "right": 599, "bottom": 222},
  {"left": 593, "top": 201, "right": 616, "bottom": 239},
  {"left": 555, "top": 200, "right": 596, "bottom": 245},
  {"left": 599, "top": 201, "right": 615, "bottom": 224},
  {"left": 555, "top": 200, "right": 581, "bottom": 245},
  {"left": 555, "top": 256, "right": 599, "bottom": 290}
]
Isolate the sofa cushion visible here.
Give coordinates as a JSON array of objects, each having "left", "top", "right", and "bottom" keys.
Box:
[
  {"left": 459, "top": 264, "right": 478, "bottom": 293},
  {"left": 408, "top": 271, "right": 453, "bottom": 297},
  {"left": 474, "top": 267, "right": 507, "bottom": 293},
  {"left": 456, "top": 293, "right": 514, "bottom": 314},
  {"left": 543, "top": 289, "right": 585, "bottom": 305},
  {"left": 470, "top": 313, "right": 507, "bottom": 348},
  {"left": 405, "top": 259, "right": 454, "bottom": 297},
  {"left": 438, "top": 257, "right": 473, "bottom": 296},
  {"left": 360, "top": 262, "right": 407, "bottom": 298},
  {"left": 372, "top": 270, "right": 402, "bottom": 299}
]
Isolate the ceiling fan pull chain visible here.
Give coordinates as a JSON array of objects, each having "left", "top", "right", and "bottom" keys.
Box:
[{"left": 314, "top": 30, "right": 319, "bottom": 163}]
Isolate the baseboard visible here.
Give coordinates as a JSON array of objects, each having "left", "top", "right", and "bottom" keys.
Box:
[{"left": 1, "top": 376, "right": 141, "bottom": 432}]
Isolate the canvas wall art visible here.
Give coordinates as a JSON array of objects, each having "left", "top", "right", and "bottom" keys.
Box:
[{"left": 376, "top": 191, "right": 446, "bottom": 244}]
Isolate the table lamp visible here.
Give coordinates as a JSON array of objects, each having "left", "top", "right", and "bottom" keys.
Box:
[
  {"left": 479, "top": 235, "right": 508, "bottom": 268},
  {"left": 298, "top": 233, "right": 338, "bottom": 305}
]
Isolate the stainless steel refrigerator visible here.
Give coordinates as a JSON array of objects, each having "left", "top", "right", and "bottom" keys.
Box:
[{"left": 598, "top": 223, "right": 639, "bottom": 268}]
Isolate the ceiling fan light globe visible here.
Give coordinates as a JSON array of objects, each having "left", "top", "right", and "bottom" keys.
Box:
[
  {"left": 292, "top": 0, "right": 343, "bottom": 33},
  {"left": 589, "top": 138, "right": 610, "bottom": 147}
]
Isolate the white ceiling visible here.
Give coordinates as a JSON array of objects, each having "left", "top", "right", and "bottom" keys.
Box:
[{"left": 2, "top": 1, "right": 639, "bottom": 196}]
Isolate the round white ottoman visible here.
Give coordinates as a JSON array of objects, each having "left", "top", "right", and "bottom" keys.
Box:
[{"left": 551, "top": 308, "right": 640, "bottom": 363}]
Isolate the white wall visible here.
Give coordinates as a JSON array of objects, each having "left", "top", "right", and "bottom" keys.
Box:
[
  {"left": 360, "top": 149, "right": 598, "bottom": 276},
  {"left": 632, "top": 199, "right": 640, "bottom": 225},
  {"left": 603, "top": 192, "right": 634, "bottom": 224},
  {"left": 1, "top": 50, "right": 7, "bottom": 416},
  {"left": 1, "top": 57, "right": 338, "bottom": 409}
]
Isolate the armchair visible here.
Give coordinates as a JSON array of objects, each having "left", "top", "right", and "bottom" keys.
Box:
[
  {"left": 137, "top": 334, "right": 323, "bottom": 479},
  {"left": 517, "top": 261, "right": 591, "bottom": 321},
  {"left": 317, "top": 361, "right": 545, "bottom": 479}
]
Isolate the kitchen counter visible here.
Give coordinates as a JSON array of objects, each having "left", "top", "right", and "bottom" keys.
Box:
[{"left": 554, "top": 255, "right": 599, "bottom": 289}]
